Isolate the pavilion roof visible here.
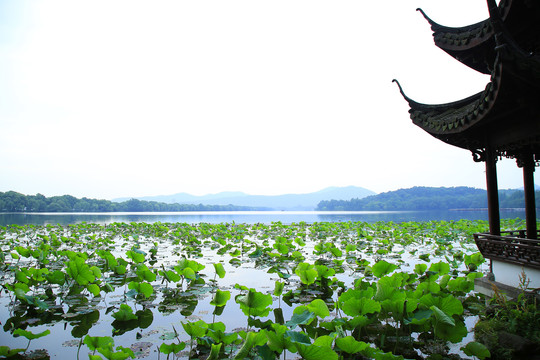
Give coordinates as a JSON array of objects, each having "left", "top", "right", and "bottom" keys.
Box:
[
  {"left": 397, "top": 0, "right": 540, "bottom": 160},
  {"left": 417, "top": 0, "right": 540, "bottom": 74}
]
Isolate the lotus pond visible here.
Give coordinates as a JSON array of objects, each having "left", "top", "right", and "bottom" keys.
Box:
[{"left": 0, "top": 219, "right": 521, "bottom": 359}]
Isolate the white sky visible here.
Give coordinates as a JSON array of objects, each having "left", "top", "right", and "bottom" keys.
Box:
[{"left": 0, "top": 0, "right": 524, "bottom": 200}]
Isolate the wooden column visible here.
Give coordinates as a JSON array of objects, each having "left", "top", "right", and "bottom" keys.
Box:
[
  {"left": 485, "top": 146, "right": 500, "bottom": 236},
  {"left": 522, "top": 153, "right": 537, "bottom": 239}
]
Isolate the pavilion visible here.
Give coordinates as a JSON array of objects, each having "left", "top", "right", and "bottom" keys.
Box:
[{"left": 395, "top": 0, "right": 540, "bottom": 294}]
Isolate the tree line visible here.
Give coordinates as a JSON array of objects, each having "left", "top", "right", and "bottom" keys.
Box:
[
  {"left": 0, "top": 191, "right": 266, "bottom": 213},
  {"left": 316, "top": 186, "right": 538, "bottom": 211}
]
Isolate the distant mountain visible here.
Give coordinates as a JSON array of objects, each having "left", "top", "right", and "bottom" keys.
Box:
[
  {"left": 113, "top": 186, "right": 376, "bottom": 211},
  {"left": 114, "top": 191, "right": 249, "bottom": 205},
  {"left": 316, "top": 186, "right": 536, "bottom": 211}
]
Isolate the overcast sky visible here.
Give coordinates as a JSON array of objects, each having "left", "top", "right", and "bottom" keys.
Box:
[{"left": 1, "top": 0, "right": 523, "bottom": 200}]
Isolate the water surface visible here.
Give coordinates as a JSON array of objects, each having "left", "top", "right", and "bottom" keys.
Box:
[{"left": 0, "top": 209, "right": 527, "bottom": 226}]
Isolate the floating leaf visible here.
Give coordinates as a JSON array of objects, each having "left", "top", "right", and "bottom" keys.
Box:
[
  {"left": 461, "top": 341, "right": 491, "bottom": 360},
  {"left": 112, "top": 304, "right": 138, "bottom": 322},
  {"left": 13, "top": 328, "right": 50, "bottom": 340}
]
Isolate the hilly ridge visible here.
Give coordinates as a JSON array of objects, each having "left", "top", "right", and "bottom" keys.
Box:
[{"left": 113, "top": 186, "right": 376, "bottom": 211}]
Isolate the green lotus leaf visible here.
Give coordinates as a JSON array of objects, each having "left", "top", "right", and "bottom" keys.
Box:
[
  {"left": 97, "top": 345, "right": 132, "bottom": 360},
  {"left": 46, "top": 270, "right": 66, "bottom": 285},
  {"left": 87, "top": 283, "right": 101, "bottom": 296},
  {"left": 335, "top": 336, "right": 369, "bottom": 354},
  {"left": 207, "top": 342, "right": 222, "bottom": 360},
  {"left": 128, "top": 281, "right": 153, "bottom": 298},
  {"left": 414, "top": 263, "right": 427, "bottom": 275},
  {"left": 341, "top": 297, "right": 381, "bottom": 317},
  {"left": 210, "top": 289, "right": 231, "bottom": 307},
  {"left": 273, "top": 281, "right": 285, "bottom": 296},
  {"left": 234, "top": 331, "right": 267, "bottom": 360},
  {"left": 112, "top": 304, "right": 137, "bottom": 322},
  {"left": 461, "top": 341, "right": 491, "bottom": 360},
  {"left": 315, "top": 265, "right": 335, "bottom": 279},
  {"left": 430, "top": 305, "right": 455, "bottom": 326},
  {"left": 213, "top": 263, "right": 226, "bottom": 278},
  {"left": 160, "top": 268, "right": 181, "bottom": 283},
  {"left": 83, "top": 335, "right": 114, "bottom": 351},
  {"left": 13, "top": 328, "right": 50, "bottom": 340},
  {"left": 135, "top": 264, "right": 156, "bottom": 282},
  {"left": 295, "top": 262, "right": 317, "bottom": 285},
  {"left": 66, "top": 256, "right": 95, "bottom": 286},
  {"left": 266, "top": 324, "right": 288, "bottom": 352},
  {"left": 434, "top": 318, "right": 468, "bottom": 343},
  {"left": 236, "top": 289, "right": 273, "bottom": 317},
  {"left": 429, "top": 261, "right": 450, "bottom": 275},
  {"left": 159, "top": 342, "right": 186, "bottom": 355},
  {"left": 295, "top": 342, "right": 338, "bottom": 360},
  {"left": 371, "top": 260, "right": 398, "bottom": 278},
  {"left": 182, "top": 320, "right": 208, "bottom": 338},
  {"left": 0, "top": 346, "right": 26, "bottom": 357},
  {"left": 286, "top": 310, "right": 316, "bottom": 329},
  {"left": 126, "top": 249, "right": 145, "bottom": 264},
  {"left": 307, "top": 299, "right": 330, "bottom": 318}
]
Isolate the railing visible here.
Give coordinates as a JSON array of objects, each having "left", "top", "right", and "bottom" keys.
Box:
[{"left": 474, "top": 231, "right": 540, "bottom": 270}]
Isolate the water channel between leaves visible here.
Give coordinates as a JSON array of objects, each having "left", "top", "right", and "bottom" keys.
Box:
[{"left": 0, "top": 219, "right": 519, "bottom": 359}]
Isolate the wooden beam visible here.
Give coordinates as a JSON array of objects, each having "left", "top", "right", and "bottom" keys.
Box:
[
  {"left": 522, "top": 153, "right": 537, "bottom": 239},
  {"left": 485, "top": 146, "right": 500, "bottom": 236}
]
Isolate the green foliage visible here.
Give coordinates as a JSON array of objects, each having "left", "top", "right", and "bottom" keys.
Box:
[
  {"left": 111, "top": 304, "right": 138, "bottom": 322},
  {"left": 0, "top": 190, "right": 264, "bottom": 212},
  {"left": 461, "top": 341, "right": 491, "bottom": 360},
  {"left": 13, "top": 328, "right": 50, "bottom": 340},
  {"left": 317, "top": 186, "right": 539, "bottom": 211},
  {"left": 295, "top": 262, "right": 318, "bottom": 285},
  {"left": 371, "top": 260, "right": 398, "bottom": 278},
  {"left": 210, "top": 289, "right": 231, "bottom": 307},
  {"left": 236, "top": 288, "right": 273, "bottom": 318},
  {"left": 0, "top": 219, "right": 517, "bottom": 360}
]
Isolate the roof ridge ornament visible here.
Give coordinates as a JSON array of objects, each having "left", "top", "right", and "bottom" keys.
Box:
[
  {"left": 416, "top": 8, "right": 444, "bottom": 31},
  {"left": 392, "top": 79, "right": 420, "bottom": 107}
]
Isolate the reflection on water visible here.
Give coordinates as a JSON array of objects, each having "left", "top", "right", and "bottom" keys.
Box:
[{"left": 0, "top": 209, "right": 527, "bottom": 226}]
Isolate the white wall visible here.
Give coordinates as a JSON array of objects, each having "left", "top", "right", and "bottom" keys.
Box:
[{"left": 492, "top": 260, "right": 540, "bottom": 289}]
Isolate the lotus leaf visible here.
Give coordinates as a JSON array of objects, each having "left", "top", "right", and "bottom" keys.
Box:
[
  {"left": 112, "top": 304, "right": 137, "bottom": 322},
  {"left": 210, "top": 289, "right": 231, "bottom": 307},
  {"left": 371, "top": 260, "right": 398, "bottom": 278},
  {"left": 335, "top": 336, "right": 369, "bottom": 353},
  {"left": 461, "top": 341, "right": 491, "bottom": 359},
  {"left": 295, "top": 262, "right": 317, "bottom": 285}
]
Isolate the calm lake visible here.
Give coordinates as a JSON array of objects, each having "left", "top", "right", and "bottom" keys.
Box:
[{"left": 0, "top": 209, "right": 527, "bottom": 226}]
